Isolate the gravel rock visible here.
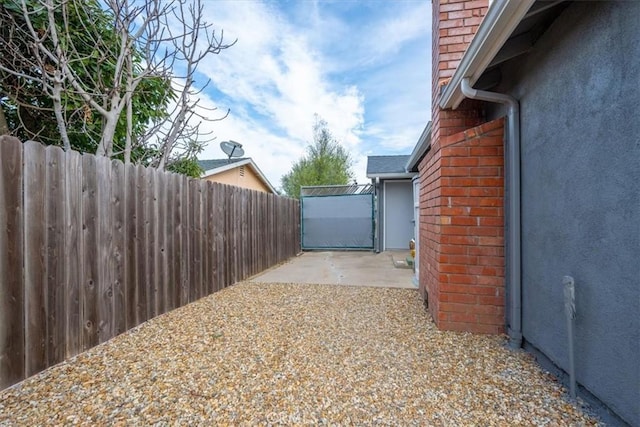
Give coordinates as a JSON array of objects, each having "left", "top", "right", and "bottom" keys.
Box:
[{"left": 0, "top": 282, "right": 601, "bottom": 425}]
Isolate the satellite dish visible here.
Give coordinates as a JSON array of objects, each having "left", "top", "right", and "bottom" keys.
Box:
[{"left": 220, "top": 140, "right": 244, "bottom": 159}]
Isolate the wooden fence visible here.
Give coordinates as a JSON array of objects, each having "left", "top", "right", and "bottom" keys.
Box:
[{"left": 0, "top": 137, "right": 300, "bottom": 390}]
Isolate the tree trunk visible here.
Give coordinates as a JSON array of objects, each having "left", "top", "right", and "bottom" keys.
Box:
[
  {"left": 97, "top": 112, "right": 118, "bottom": 157},
  {"left": 124, "top": 55, "right": 133, "bottom": 164},
  {"left": 52, "top": 73, "right": 71, "bottom": 151}
]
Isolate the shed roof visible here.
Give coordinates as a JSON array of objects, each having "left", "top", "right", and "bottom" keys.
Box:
[{"left": 366, "top": 155, "right": 415, "bottom": 179}]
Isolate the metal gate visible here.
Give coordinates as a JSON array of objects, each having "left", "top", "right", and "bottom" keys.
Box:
[{"left": 301, "top": 184, "right": 374, "bottom": 250}]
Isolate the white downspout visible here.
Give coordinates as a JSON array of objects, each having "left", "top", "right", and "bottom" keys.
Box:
[{"left": 461, "top": 77, "right": 522, "bottom": 349}]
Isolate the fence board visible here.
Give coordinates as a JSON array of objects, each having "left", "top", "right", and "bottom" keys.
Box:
[
  {"left": 0, "top": 139, "right": 300, "bottom": 391},
  {"left": 45, "top": 146, "right": 66, "bottom": 366},
  {"left": 180, "top": 176, "right": 189, "bottom": 304},
  {"left": 194, "top": 180, "right": 203, "bottom": 299},
  {"left": 64, "top": 151, "right": 82, "bottom": 358},
  {"left": 96, "top": 156, "right": 113, "bottom": 343},
  {"left": 146, "top": 169, "right": 157, "bottom": 319},
  {"left": 157, "top": 170, "right": 168, "bottom": 316},
  {"left": 111, "top": 160, "right": 126, "bottom": 336},
  {"left": 214, "top": 184, "right": 225, "bottom": 292},
  {"left": 24, "top": 141, "right": 47, "bottom": 377},
  {"left": 0, "top": 137, "right": 24, "bottom": 389},
  {"left": 205, "top": 183, "right": 214, "bottom": 295},
  {"left": 81, "top": 154, "right": 99, "bottom": 351},
  {"left": 135, "top": 165, "right": 147, "bottom": 325},
  {"left": 169, "top": 173, "right": 180, "bottom": 310},
  {"left": 124, "top": 163, "right": 137, "bottom": 330},
  {"left": 233, "top": 186, "right": 240, "bottom": 284}
]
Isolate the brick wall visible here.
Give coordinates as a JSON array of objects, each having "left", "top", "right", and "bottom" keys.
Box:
[{"left": 419, "top": 0, "right": 506, "bottom": 333}]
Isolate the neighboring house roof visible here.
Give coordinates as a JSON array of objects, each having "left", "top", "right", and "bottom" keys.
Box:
[
  {"left": 198, "top": 157, "right": 247, "bottom": 172},
  {"left": 366, "top": 155, "right": 415, "bottom": 179},
  {"left": 198, "top": 157, "right": 278, "bottom": 194}
]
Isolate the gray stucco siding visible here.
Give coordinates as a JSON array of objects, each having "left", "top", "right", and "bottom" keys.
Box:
[{"left": 489, "top": 2, "right": 639, "bottom": 425}]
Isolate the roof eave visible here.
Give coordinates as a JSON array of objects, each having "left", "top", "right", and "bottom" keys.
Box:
[
  {"left": 366, "top": 172, "right": 417, "bottom": 180},
  {"left": 439, "top": 0, "right": 536, "bottom": 110},
  {"left": 201, "top": 158, "right": 252, "bottom": 177},
  {"left": 406, "top": 121, "right": 432, "bottom": 172},
  {"left": 246, "top": 160, "right": 278, "bottom": 194}
]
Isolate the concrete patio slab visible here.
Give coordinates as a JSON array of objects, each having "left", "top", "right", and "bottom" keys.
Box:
[{"left": 250, "top": 251, "right": 416, "bottom": 288}]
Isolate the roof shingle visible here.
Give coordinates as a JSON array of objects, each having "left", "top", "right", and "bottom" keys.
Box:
[
  {"left": 198, "top": 158, "right": 247, "bottom": 172},
  {"left": 366, "top": 155, "right": 410, "bottom": 175}
]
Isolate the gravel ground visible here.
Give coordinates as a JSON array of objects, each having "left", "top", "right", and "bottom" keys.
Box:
[{"left": 0, "top": 282, "right": 600, "bottom": 426}]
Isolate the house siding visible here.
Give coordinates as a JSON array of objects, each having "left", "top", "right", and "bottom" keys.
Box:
[
  {"left": 486, "top": 2, "right": 640, "bottom": 425},
  {"left": 204, "top": 166, "right": 272, "bottom": 193}
]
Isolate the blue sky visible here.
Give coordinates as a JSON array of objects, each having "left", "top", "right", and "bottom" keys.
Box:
[{"left": 194, "top": 0, "right": 432, "bottom": 188}]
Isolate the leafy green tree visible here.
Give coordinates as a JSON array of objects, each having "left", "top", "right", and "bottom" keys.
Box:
[
  {"left": 0, "top": 0, "right": 233, "bottom": 173},
  {"left": 281, "top": 117, "right": 353, "bottom": 198}
]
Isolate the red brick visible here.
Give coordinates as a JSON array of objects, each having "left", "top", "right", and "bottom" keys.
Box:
[
  {"left": 479, "top": 295, "right": 505, "bottom": 306},
  {"left": 476, "top": 178, "right": 504, "bottom": 187},
  {"left": 441, "top": 293, "right": 478, "bottom": 304},
  {"left": 465, "top": 304, "right": 501, "bottom": 315},
  {"left": 440, "top": 244, "right": 468, "bottom": 255},
  {"left": 477, "top": 314, "right": 504, "bottom": 326},
  {"left": 442, "top": 146, "right": 469, "bottom": 157},
  {"left": 478, "top": 157, "right": 503, "bottom": 166},
  {"left": 447, "top": 42, "right": 472, "bottom": 53},
  {"left": 441, "top": 167, "right": 470, "bottom": 177},
  {"left": 440, "top": 263, "right": 471, "bottom": 274},
  {"left": 464, "top": 16, "right": 483, "bottom": 26},
  {"left": 469, "top": 187, "right": 501, "bottom": 197},
  {"left": 441, "top": 186, "right": 468, "bottom": 197},
  {"left": 477, "top": 236, "right": 503, "bottom": 246},
  {"left": 472, "top": 226, "right": 501, "bottom": 237},
  {"left": 446, "top": 274, "right": 478, "bottom": 285},
  {"left": 477, "top": 276, "right": 504, "bottom": 286},
  {"left": 440, "top": 35, "right": 465, "bottom": 45},
  {"left": 478, "top": 256, "right": 505, "bottom": 267},
  {"left": 470, "top": 167, "right": 501, "bottom": 176},
  {"left": 441, "top": 235, "right": 477, "bottom": 245},
  {"left": 448, "top": 9, "right": 473, "bottom": 19},
  {"left": 468, "top": 245, "right": 502, "bottom": 256},
  {"left": 469, "top": 207, "right": 502, "bottom": 217},
  {"left": 439, "top": 17, "right": 464, "bottom": 29},
  {"left": 442, "top": 157, "right": 479, "bottom": 167},
  {"left": 440, "top": 2, "right": 464, "bottom": 12},
  {"left": 443, "top": 255, "right": 478, "bottom": 265},
  {"left": 477, "top": 198, "right": 503, "bottom": 207},
  {"left": 448, "top": 312, "right": 477, "bottom": 323},
  {"left": 449, "top": 216, "right": 478, "bottom": 226},
  {"left": 464, "top": 0, "right": 488, "bottom": 9},
  {"left": 470, "top": 146, "right": 501, "bottom": 156},
  {"left": 447, "top": 26, "right": 473, "bottom": 36}
]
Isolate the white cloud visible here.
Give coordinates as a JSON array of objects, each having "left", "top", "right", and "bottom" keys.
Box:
[{"left": 178, "top": 0, "right": 431, "bottom": 189}]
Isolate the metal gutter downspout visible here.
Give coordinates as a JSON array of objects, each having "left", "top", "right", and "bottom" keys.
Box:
[{"left": 460, "top": 77, "right": 522, "bottom": 349}]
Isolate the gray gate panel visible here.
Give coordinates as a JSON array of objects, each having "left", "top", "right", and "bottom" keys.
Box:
[{"left": 302, "top": 194, "right": 373, "bottom": 249}]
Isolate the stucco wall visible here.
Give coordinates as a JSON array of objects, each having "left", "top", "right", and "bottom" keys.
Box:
[
  {"left": 491, "top": 2, "right": 639, "bottom": 424},
  {"left": 204, "top": 164, "right": 272, "bottom": 193}
]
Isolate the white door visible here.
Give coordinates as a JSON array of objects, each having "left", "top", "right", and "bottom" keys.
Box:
[
  {"left": 384, "top": 181, "right": 414, "bottom": 250},
  {"left": 412, "top": 177, "right": 420, "bottom": 280}
]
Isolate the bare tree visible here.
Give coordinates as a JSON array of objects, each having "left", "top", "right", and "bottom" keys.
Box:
[
  {"left": 0, "top": 0, "right": 234, "bottom": 167},
  {"left": 133, "top": 0, "right": 232, "bottom": 169}
]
